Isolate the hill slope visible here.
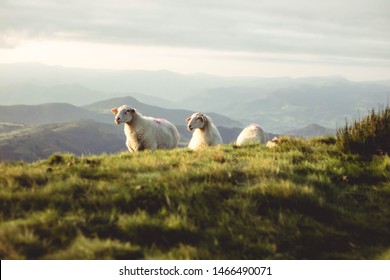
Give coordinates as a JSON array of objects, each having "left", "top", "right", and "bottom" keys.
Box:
[
  {"left": 0, "top": 138, "right": 389, "bottom": 259},
  {"left": 0, "top": 103, "right": 107, "bottom": 125},
  {"left": 84, "top": 96, "right": 244, "bottom": 127},
  {"left": 0, "top": 120, "right": 124, "bottom": 162},
  {"left": 286, "top": 124, "right": 336, "bottom": 138},
  {"left": 0, "top": 97, "right": 244, "bottom": 128}
]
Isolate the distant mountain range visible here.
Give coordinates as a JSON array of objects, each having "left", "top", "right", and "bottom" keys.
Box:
[
  {"left": 180, "top": 80, "right": 390, "bottom": 132},
  {"left": 286, "top": 124, "right": 336, "bottom": 138},
  {"left": 0, "top": 96, "right": 242, "bottom": 127},
  {"left": 0, "top": 103, "right": 107, "bottom": 125},
  {"left": 1, "top": 63, "right": 387, "bottom": 161},
  {"left": 84, "top": 96, "right": 244, "bottom": 127},
  {"left": 1, "top": 63, "right": 389, "bottom": 133}
]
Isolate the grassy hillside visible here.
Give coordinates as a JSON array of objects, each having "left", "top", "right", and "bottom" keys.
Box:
[
  {"left": 0, "top": 138, "right": 389, "bottom": 259},
  {"left": 0, "top": 120, "right": 243, "bottom": 162}
]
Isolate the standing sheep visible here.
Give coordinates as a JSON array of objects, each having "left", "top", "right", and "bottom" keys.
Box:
[
  {"left": 186, "top": 112, "right": 223, "bottom": 150},
  {"left": 111, "top": 105, "right": 180, "bottom": 152},
  {"left": 236, "top": 124, "right": 268, "bottom": 146}
]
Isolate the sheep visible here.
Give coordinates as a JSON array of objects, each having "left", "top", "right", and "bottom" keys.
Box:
[
  {"left": 266, "top": 137, "right": 279, "bottom": 148},
  {"left": 111, "top": 105, "right": 180, "bottom": 152},
  {"left": 236, "top": 124, "right": 268, "bottom": 146},
  {"left": 186, "top": 112, "right": 223, "bottom": 150}
]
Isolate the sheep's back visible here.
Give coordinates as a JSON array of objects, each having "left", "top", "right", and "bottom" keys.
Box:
[
  {"left": 236, "top": 125, "right": 267, "bottom": 146},
  {"left": 146, "top": 117, "right": 179, "bottom": 149},
  {"left": 123, "top": 116, "right": 179, "bottom": 150}
]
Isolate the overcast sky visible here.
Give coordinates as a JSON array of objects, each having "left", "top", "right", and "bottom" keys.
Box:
[{"left": 1, "top": 0, "right": 389, "bottom": 80}]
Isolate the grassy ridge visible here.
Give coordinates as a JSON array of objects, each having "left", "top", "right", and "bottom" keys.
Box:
[
  {"left": 337, "top": 105, "right": 390, "bottom": 156},
  {"left": 0, "top": 138, "right": 389, "bottom": 259}
]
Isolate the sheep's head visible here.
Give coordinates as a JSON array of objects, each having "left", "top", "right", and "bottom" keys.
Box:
[
  {"left": 186, "top": 112, "right": 208, "bottom": 131},
  {"left": 111, "top": 105, "right": 136, "bottom": 124}
]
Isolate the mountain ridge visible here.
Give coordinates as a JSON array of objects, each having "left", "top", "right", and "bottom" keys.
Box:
[
  {"left": 0, "top": 97, "right": 243, "bottom": 128},
  {"left": 84, "top": 96, "right": 244, "bottom": 128},
  {"left": 1, "top": 63, "right": 389, "bottom": 133},
  {"left": 0, "top": 103, "right": 107, "bottom": 125},
  {"left": 286, "top": 124, "right": 336, "bottom": 138}
]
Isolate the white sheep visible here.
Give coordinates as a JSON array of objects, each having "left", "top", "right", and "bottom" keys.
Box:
[
  {"left": 186, "top": 112, "right": 223, "bottom": 150},
  {"left": 236, "top": 124, "right": 268, "bottom": 146},
  {"left": 266, "top": 137, "right": 279, "bottom": 148},
  {"left": 111, "top": 105, "right": 180, "bottom": 152}
]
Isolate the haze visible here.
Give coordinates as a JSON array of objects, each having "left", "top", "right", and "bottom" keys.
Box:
[{"left": 1, "top": 0, "right": 389, "bottom": 80}]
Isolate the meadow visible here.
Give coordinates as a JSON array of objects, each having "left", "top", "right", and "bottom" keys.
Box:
[{"left": 0, "top": 136, "right": 389, "bottom": 260}]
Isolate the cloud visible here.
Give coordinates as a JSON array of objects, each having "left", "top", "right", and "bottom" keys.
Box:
[{"left": 1, "top": 0, "right": 390, "bottom": 65}]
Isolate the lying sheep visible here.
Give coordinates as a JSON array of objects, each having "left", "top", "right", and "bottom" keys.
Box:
[
  {"left": 186, "top": 112, "right": 223, "bottom": 150},
  {"left": 236, "top": 124, "right": 268, "bottom": 146},
  {"left": 111, "top": 105, "right": 180, "bottom": 152},
  {"left": 266, "top": 137, "right": 279, "bottom": 148}
]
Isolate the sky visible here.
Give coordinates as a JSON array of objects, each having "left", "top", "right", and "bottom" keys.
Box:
[{"left": 0, "top": 0, "right": 389, "bottom": 80}]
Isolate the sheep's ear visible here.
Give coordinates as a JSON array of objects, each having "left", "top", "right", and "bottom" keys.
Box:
[
  {"left": 201, "top": 116, "right": 207, "bottom": 123},
  {"left": 186, "top": 117, "right": 191, "bottom": 123},
  {"left": 130, "top": 108, "right": 136, "bottom": 114},
  {"left": 111, "top": 108, "right": 118, "bottom": 115}
]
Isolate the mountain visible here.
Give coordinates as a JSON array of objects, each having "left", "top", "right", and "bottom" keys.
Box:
[
  {"left": 122, "top": 92, "right": 179, "bottom": 109},
  {"left": 286, "top": 124, "right": 336, "bottom": 138},
  {"left": 0, "top": 120, "right": 124, "bottom": 162},
  {"left": 0, "top": 63, "right": 294, "bottom": 101},
  {"left": 0, "top": 84, "right": 114, "bottom": 106},
  {"left": 0, "top": 83, "right": 179, "bottom": 108},
  {"left": 0, "top": 103, "right": 108, "bottom": 125},
  {"left": 0, "top": 122, "right": 25, "bottom": 134},
  {"left": 0, "top": 97, "right": 243, "bottom": 128},
  {"left": 84, "top": 96, "right": 244, "bottom": 127},
  {"left": 2, "top": 63, "right": 389, "bottom": 134},
  {"left": 182, "top": 79, "right": 390, "bottom": 132}
]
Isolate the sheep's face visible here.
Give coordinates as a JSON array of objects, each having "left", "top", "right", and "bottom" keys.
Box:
[
  {"left": 111, "top": 105, "right": 135, "bottom": 124},
  {"left": 186, "top": 113, "right": 207, "bottom": 131}
]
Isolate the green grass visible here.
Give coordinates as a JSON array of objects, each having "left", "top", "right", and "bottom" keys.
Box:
[
  {"left": 337, "top": 105, "right": 390, "bottom": 156},
  {"left": 1, "top": 138, "right": 389, "bottom": 259}
]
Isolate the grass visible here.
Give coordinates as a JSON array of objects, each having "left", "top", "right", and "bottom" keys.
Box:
[
  {"left": 337, "top": 105, "right": 390, "bottom": 156},
  {"left": 0, "top": 137, "right": 389, "bottom": 259}
]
